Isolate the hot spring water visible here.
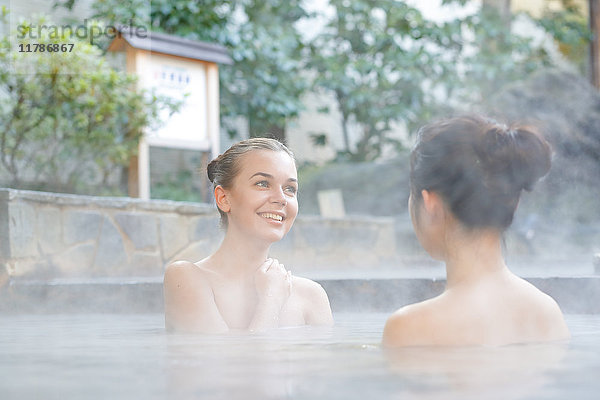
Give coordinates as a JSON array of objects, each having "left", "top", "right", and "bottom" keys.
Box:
[{"left": 1, "top": 312, "right": 599, "bottom": 399}]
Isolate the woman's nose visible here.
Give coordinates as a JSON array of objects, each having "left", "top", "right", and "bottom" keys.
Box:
[{"left": 270, "top": 187, "right": 287, "bottom": 205}]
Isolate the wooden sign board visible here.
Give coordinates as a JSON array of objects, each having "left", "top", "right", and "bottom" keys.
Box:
[{"left": 108, "top": 28, "right": 231, "bottom": 199}]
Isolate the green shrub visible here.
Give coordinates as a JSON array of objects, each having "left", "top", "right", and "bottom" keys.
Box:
[{"left": 0, "top": 12, "right": 179, "bottom": 193}]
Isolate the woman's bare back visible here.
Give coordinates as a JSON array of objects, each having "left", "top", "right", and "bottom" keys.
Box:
[{"left": 384, "top": 271, "right": 569, "bottom": 347}]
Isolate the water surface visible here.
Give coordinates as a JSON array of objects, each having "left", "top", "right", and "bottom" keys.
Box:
[{"left": 1, "top": 313, "right": 598, "bottom": 399}]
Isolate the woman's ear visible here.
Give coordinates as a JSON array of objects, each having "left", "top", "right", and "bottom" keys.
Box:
[
  {"left": 421, "top": 190, "right": 444, "bottom": 220},
  {"left": 214, "top": 185, "right": 231, "bottom": 213}
]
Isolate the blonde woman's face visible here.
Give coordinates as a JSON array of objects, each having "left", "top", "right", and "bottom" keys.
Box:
[{"left": 225, "top": 150, "right": 298, "bottom": 243}]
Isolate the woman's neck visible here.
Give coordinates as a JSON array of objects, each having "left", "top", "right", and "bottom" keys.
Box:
[
  {"left": 444, "top": 227, "right": 509, "bottom": 289},
  {"left": 210, "top": 228, "right": 271, "bottom": 278}
]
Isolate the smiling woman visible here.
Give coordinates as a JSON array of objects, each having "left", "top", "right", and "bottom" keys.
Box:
[{"left": 163, "top": 138, "right": 333, "bottom": 333}]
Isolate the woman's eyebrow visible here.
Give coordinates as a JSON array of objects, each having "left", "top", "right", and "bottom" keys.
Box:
[
  {"left": 249, "top": 172, "right": 298, "bottom": 183},
  {"left": 249, "top": 172, "right": 273, "bottom": 180}
]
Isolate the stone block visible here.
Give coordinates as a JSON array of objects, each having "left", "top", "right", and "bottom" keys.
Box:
[
  {"left": 63, "top": 210, "right": 102, "bottom": 245},
  {"left": 270, "top": 241, "right": 318, "bottom": 272},
  {"left": 270, "top": 227, "right": 296, "bottom": 254},
  {"left": 8, "top": 202, "right": 37, "bottom": 258},
  {"left": 94, "top": 217, "right": 127, "bottom": 271},
  {"left": 347, "top": 247, "right": 380, "bottom": 267},
  {"left": 6, "top": 258, "right": 53, "bottom": 279},
  {"left": 55, "top": 243, "right": 96, "bottom": 277},
  {"left": 395, "top": 226, "right": 423, "bottom": 255},
  {"left": 123, "top": 251, "right": 164, "bottom": 276},
  {"left": 37, "top": 207, "right": 63, "bottom": 255},
  {"left": 169, "top": 240, "right": 218, "bottom": 264},
  {"left": 114, "top": 213, "right": 158, "bottom": 250},
  {"left": 0, "top": 262, "right": 8, "bottom": 288},
  {"left": 293, "top": 222, "right": 330, "bottom": 250},
  {"left": 188, "top": 215, "right": 221, "bottom": 242},
  {"left": 0, "top": 195, "right": 9, "bottom": 261},
  {"left": 158, "top": 215, "right": 188, "bottom": 260},
  {"left": 373, "top": 223, "right": 396, "bottom": 256},
  {"left": 338, "top": 224, "right": 379, "bottom": 248},
  {"left": 295, "top": 220, "right": 379, "bottom": 253},
  {"left": 129, "top": 251, "right": 164, "bottom": 276}
]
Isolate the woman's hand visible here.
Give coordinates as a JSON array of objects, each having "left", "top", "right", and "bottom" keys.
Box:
[
  {"left": 254, "top": 258, "right": 292, "bottom": 307},
  {"left": 248, "top": 258, "right": 292, "bottom": 332}
]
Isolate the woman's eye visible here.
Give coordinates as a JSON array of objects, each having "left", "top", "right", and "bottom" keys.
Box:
[
  {"left": 284, "top": 186, "right": 297, "bottom": 195},
  {"left": 255, "top": 180, "right": 268, "bottom": 188}
]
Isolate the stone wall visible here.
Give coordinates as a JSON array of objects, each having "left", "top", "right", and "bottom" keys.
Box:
[
  {"left": 0, "top": 188, "right": 222, "bottom": 280},
  {"left": 270, "top": 215, "right": 425, "bottom": 273},
  {"left": 0, "top": 188, "right": 415, "bottom": 280}
]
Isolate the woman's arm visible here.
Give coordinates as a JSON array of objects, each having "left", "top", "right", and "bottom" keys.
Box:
[{"left": 163, "top": 261, "right": 229, "bottom": 334}]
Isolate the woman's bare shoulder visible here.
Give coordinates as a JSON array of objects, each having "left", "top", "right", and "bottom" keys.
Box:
[
  {"left": 165, "top": 259, "right": 198, "bottom": 273},
  {"left": 291, "top": 276, "right": 325, "bottom": 295},
  {"left": 511, "top": 276, "right": 567, "bottom": 316},
  {"left": 164, "top": 259, "right": 214, "bottom": 281},
  {"left": 516, "top": 278, "right": 570, "bottom": 339},
  {"left": 163, "top": 260, "right": 228, "bottom": 333},
  {"left": 383, "top": 299, "right": 442, "bottom": 347},
  {"left": 291, "top": 276, "right": 333, "bottom": 326},
  {"left": 291, "top": 276, "right": 331, "bottom": 308},
  {"left": 163, "top": 260, "right": 215, "bottom": 297},
  {"left": 165, "top": 259, "right": 198, "bottom": 280}
]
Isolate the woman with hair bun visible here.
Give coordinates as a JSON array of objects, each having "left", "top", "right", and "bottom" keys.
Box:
[
  {"left": 383, "top": 115, "right": 570, "bottom": 347},
  {"left": 164, "top": 138, "right": 333, "bottom": 333}
]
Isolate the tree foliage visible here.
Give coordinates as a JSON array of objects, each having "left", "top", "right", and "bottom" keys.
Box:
[
  {"left": 220, "top": 0, "right": 309, "bottom": 141},
  {"left": 441, "top": 0, "right": 589, "bottom": 100},
  {"left": 536, "top": 0, "right": 591, "bottom": 74},
  {"left": 55, "top": 0, "right": 591, "bottom": 162},
  {"left": 86, "top": 0, "right": 230, "bottom": 42},
  {"left": 450, "top": 5, "right": 554, "bottom": 104},
  {"left": 309, "top": 0, "right": 458, "bottom": 161},
  {"left": 0, "top": 14, "right": 178, "bottom": 192},
  {"left": 309, "top": 0, "right": 590, "bottom": 161}
]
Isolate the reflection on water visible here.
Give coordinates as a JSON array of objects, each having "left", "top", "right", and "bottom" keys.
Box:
[{"left": 0, "top": 314, "right": 598, "bottom": 399}]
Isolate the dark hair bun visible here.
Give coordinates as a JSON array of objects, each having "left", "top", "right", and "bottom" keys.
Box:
[
  {"left": 510, "top": 127, "right": 552, "bottom": 191},
  {"left": 476, "top": 125, "right": 551, "bottom": 193},
  {"left": 410, "top": 115, "right": 552, "bottom": 230}
]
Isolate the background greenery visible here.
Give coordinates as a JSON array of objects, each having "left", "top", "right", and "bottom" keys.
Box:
[
  {"left": 0, "top": 9, "right": 180, "bottom": 194},
  {"left": 56, "top": 0, "right": 590, "bottom": 158},
  {"left": 1, "top": 0, "right": 597, "bottom": 221}
]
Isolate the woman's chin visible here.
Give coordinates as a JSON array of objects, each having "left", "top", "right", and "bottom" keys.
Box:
[
  {"left": 248, "top": 228, "right": 287, "bottom": 245},
  {"left": 264, "top": 232, "right": 286, "bottom": 243}
]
